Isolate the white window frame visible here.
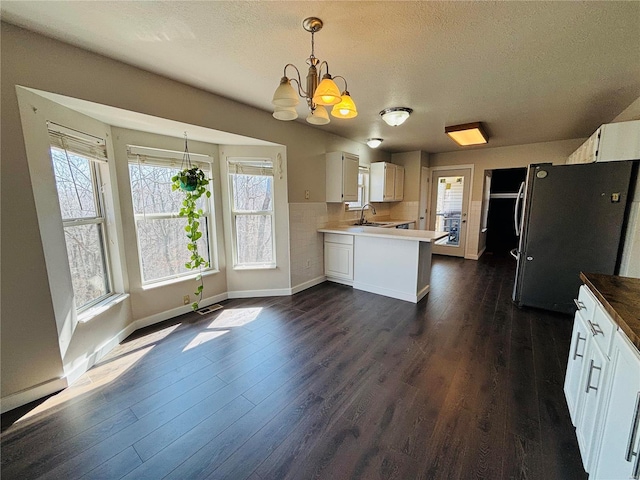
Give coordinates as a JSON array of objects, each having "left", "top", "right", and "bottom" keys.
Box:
[
  {"left": 347, "top": 166, "right": 370, "bottom": 210},
  {"left": 127, "top": 146, "right": 216, "bottom": 285},
  {"left": 227, "top": 158, "right": 276, "bottom": 269},
  {"left": 48, "top": 126, "right": 113, "bottom": 312}
]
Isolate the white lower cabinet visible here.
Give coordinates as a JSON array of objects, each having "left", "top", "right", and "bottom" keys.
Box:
[
  {"left": 592, "top": 331, "right": 640, "bottom": 480},
  {"left": 575, "top": 336, "right": 609, "bottom": 470},
  {"left": 565, "top": 284, "right": 640, "bottom": 478},
  {"left": 324, "top": 233, "right": 353, "bottom": 284},
  {"left": 565, "top": 310, "right": 590, "bottom": 424}
]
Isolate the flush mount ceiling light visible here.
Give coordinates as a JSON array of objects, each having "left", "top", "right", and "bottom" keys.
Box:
[
  {"left": 380, "top": 107, "right": 413, "bottom": 127},
  {"left": 445, "top": 122, "right": 489, "bottom": 146},
  {"left": 271, "top": 17, "right": 357, "bottom": 125},
  {"left": 366, "top": 138, "right": 383, "bottom": 148}
]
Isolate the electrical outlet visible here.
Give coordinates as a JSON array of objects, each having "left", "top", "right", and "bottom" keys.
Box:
[
  {"left": 305, "top": 189, "right": 310, "bottom": 200},
  {"left": 183, "top": 295, "right": 190, "bottom": 305}
]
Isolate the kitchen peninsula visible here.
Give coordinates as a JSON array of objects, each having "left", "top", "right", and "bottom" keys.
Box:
[{"left": 318, "top": 225, "right": 447, "bottom": 303}]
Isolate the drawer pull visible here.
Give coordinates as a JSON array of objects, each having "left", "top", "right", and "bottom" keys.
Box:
[
  {"left": 573, "top": 333, "right": 586, "bottom": 360},
  {"left": 626, "top": 392, "right": 640, "bottom": 467},
  {"left": 585, "top": 360, "right": 601, "bottom": 394},
  {"left": 588, "top": 320, "right": 604, "bottom": 337},
  {"left": 573, "top": 298, "right": 585, "bottom": 310}
]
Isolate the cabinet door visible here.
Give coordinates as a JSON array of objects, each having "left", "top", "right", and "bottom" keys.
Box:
[
  {"left": 324, "top": 242, "right": 353, "bottom": 280},
  {"left": 384, "top": 164, "right": 395, "bottom": 201},
  {"left": 565, "top": 311, "right": 590, "bottom": 425},
  {"left": 593, "top": 332, "right": 640, "bottom": 480},
  {"left": 342, "top": 153, "right": 359, "bottom": 202},
  {"left": 576, "top": 338, "right": 609, "bottom": 471},
  {"left": 394, "top": 166, "right": 404, "bottom": 201}
]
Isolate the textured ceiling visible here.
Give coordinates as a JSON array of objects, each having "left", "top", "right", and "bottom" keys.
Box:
[{"left": 2, "top": 1, "right": 640, "bottom": 153}]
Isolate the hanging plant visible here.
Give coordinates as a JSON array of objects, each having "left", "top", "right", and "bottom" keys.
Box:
[{"left": 171, "top": 133, "right": 211, "bottom": 310}]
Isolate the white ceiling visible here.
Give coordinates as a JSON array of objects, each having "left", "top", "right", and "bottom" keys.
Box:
[{"left": 2, "top": 1, "right": 640, "bottom": 153}]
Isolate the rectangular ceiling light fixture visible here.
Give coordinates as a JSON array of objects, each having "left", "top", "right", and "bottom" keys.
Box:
[{"left": 445, "top": 122, "right": 488, "bottom": 146}]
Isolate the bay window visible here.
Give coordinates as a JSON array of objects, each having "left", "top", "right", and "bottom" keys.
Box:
[{"left": 228, "top": 159, "right": 275, "bottom": 268}]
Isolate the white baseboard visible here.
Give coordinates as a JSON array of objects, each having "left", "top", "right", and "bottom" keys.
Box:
[
  {"left": 63, "top": 322, "right": 138, "bottom": 386},
  {"left": 291, "top": 276, "right": 327, "bottom": 294},
  {"left": 352, "top": 281, "right": 422, "bottom": 303},
  {"left": 465, "top": 246, "right": 486, "bottom": 261},
  {"left": 227, "top": 288, "right": 291, "bottom": 298},
  {"left": 326, "top": 277, "right": 353, "bottom": 287},
  {"left": 132, "top": 292, "right": 229, "bottom": 331},
  {"left": 1, "top": 377, "right": 67, "bottom": 414}
]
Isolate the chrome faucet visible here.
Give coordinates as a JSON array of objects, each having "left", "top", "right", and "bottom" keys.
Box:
[{"left": 359, "top": 203, "right": 376, "bottom": 225}]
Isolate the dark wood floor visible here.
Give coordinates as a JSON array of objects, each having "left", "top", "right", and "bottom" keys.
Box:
[{"left": 1, "top": 253, "right": 587, "bottom": 480}]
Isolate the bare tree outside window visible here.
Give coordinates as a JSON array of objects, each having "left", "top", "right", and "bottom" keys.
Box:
[
  {"left": 229, "top": 161, "right": 275, "bottom": 267},
  {"left": 129, "top": 161, "right": 212, "bottom": 283},
  {"left": 50, "top": 147, "right": 111, "bottom": 309}
]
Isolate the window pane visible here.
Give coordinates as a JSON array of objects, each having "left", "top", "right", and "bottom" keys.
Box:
[
  {"left": 231, "top": 174, "right": 273, "bottom": 211},
  {"left": 51, "top": 147, "right": 97, "bottom": 219},
  {"left": 435, "top": 176, "right": 464, "bottom": 247},
  {"left": 136, "top": 217, "right": 210, "bottom": 282},
  {"left": 235, "top": 215, "right": 273, "bottom": 265},
  {"left": 63, "top": 223, "right": 109, "bottom": 308},
  {"left": 129, "top": 163, "right": 189, "bottom": 214}
]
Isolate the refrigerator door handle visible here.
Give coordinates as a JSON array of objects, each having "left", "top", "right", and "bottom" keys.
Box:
[
  {"left": 514, "top": 181, "right": 525, "bottom": 236},
  {"left": 510, "top": 248, "right": 518, "bottom": 260}
]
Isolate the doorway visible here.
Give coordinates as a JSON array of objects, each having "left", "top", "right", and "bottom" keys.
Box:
[
  {"left": 430, "top": 168, "right": 471, "bottom": 257},
  {"left": 485, "top": 167, "right": 527, "bottom": 254}
]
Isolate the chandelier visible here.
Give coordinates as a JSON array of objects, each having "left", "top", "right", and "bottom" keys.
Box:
[{"left": 271, "top": 17, "right": 357, "bottom": 125}]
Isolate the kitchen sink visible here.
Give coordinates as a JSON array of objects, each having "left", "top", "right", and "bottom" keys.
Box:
[{"left": 352, "top": 221, "right": 394, "bottom": 227}]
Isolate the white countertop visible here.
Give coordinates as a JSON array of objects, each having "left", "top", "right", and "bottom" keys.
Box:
[{"left": 318, "top": 224, "right": 448, "bottom": 243}]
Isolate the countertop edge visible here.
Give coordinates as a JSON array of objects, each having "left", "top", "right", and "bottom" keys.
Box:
[
  {"left": 318, "top": 226, "right": 447, "bottom": 243},
  {"left": 580, "top": 272, "right": 640, "bottom": 351}
]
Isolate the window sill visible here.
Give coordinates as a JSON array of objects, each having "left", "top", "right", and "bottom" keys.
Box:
[
  {"left": 141, "top": 269, "right": 220, "bottom": 291},
  {"left": 232, "top": 264, "right": 277, "bottom": 271},
  {"left": 78, "top": 293, "right": 129, "bottom": 323}
]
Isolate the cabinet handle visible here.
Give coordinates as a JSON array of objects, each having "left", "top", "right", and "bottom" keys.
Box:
[
  {"left": 626, "top": 392, "right": 640, "bottom": 467},
  {"left": 573, "top": 333, "right": 586, "bottom": 360},
  {"left": 588, "top": 320, "right": 604, "bottom": 337},
  {"left": 584, "top": 360, "right": 601, "bottom": 394},
  {"left": 574, "top": 298, "right": 585, "bottom": 310}
]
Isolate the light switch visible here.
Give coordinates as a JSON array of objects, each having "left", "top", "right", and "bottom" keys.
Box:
[{"left": 611, "top": 192, "right": 620, "bottom": 203}]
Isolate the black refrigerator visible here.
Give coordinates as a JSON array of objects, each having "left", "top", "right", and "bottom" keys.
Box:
[{"left": 511, "top": 161, "right": 635, "bottom": 314}]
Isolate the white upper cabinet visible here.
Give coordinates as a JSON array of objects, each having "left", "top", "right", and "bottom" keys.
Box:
[
  {"left": 567, "top": 120, "right": 640, "bottom": 164},
  {"left": 370, "top": 162, "right": 404, "bottom": 202},
  {"left": 394, "top": 165, "right": 404, "bottom": 201},
  {"left": 326, "top": 152, "right": 359, "bottom": 203}
]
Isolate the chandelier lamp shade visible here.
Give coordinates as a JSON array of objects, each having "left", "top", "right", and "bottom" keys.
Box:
[
  {"left": 380, "top": 107, "right": 413, "bottom": 126},
  {"left": 271, "top": 17, "right": 357, "bottom": 124}
]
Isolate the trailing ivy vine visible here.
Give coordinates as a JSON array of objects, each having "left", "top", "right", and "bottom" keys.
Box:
[{"left": 171, "top": 137, "right": 212, "bottom": 310}]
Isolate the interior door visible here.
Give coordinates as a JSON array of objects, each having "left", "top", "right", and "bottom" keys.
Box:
[{"left": 430, "top": 168, "right": 471, "bottom": 257}]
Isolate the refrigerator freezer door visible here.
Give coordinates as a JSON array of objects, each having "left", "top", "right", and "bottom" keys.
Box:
[{"left": 513, "top": 161, "right": 633, "bottom": 314}]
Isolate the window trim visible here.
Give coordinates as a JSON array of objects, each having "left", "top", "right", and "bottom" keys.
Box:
[
  {"left": 346, "top": 166, "right": 370, "bottom": 211},
  {"left": 49, "top": 141, "right": 113, "bottom": 312},
  {"left": 128, "top": 150, "right": 216, "bottom": 285},
  {"left": 227, "top": 158, "right": 277, "bottom": 269}
]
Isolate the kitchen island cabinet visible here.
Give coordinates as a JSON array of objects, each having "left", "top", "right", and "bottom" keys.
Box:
[{"left": 318, "top": 225, "right": 446, "bottom": 303}]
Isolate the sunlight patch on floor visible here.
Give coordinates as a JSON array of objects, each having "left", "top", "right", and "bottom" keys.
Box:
[
  {"left": 182, "top": 330, "right": 229, "bottom": 352},
  {"left": 15, "top": 345, "right": 155, "bottom": 424},
  {"left": 207, "top": 307, "right": 263, "bottom": 328}
]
